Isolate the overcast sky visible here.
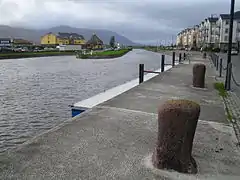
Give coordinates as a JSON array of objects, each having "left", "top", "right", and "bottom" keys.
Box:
[{"left": 0, "top": 0, "right": 240, "bottom": 44}]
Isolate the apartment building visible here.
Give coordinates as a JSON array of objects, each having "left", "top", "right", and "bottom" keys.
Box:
[
  {"left": 176, "top": 26, "right": 198, "bottom": 49},
  {"left": 217, "top": 12, "right": 240, "bottom": 50},
  {"left": 176, "top": 11, "right": 240, "bottom": 51},
  {"left": 41, "top": 32, "right": 86, "bottom": 45}
]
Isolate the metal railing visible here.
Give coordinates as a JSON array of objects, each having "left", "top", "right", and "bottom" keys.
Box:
[
  {"left": 139, "top": 52, "right": 188, "bottom": 84},
  {"left": 209, "top": 52, "right": 240, "bottom": 88}
]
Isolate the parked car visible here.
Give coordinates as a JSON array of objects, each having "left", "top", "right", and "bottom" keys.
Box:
[{"left": 231, "top": 49, "right": 238, "bottom": 55}]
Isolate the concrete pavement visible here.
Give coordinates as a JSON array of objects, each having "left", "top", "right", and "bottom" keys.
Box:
[{"left": 0, "top": 52, "right": 240, "bottom": 180}]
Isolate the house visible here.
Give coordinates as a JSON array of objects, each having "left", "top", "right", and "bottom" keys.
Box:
[
  {"left": 41, "top": 32, "right": 86, "bottom": 46},
  {"left": 0, "top": 38, "right": 13, "bottom": 47},
  {"left": 86, "top": 33, "right": 104, "bottom": 50}
]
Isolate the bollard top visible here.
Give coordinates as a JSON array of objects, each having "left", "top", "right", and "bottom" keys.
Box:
[
  {"left": 193, "top": 63, "right": 206, "bottom": 69},
  {"left": 160, "top": 99, "right": 200, "bottom": 110}
]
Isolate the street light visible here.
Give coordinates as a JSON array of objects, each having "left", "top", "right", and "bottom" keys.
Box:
[{"left": 225, "top": 0, "right": 235, "bottom": 90}]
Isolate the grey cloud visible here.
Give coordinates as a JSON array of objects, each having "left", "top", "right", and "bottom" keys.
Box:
[{"left": 1, "top": 0, "right": 240, "bottom": 44}]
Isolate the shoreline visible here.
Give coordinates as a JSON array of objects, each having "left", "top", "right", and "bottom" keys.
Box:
[
  {"left": 77, "top": 48, "right": 132, "bottom": 59},
  {"left": 0, "top": 51, "right": 76, "bottom": 60}
]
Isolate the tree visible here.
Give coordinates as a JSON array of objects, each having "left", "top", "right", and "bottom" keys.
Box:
[{"left": 109, "top": 36, "right": 115, "bottom": 49}]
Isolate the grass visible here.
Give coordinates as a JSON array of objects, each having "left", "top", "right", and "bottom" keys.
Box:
[
  {"left": 78, "top": 48, "right": 132, "bottom": 59},
  {"left": 93, "top": 49, "right": 130, "bottom": 56},
  {"left": 214, "top": 82, "right": 228, "bottom": 98},
  {"left": 214, "top": 82, "right": 233, "bottom": 121},
  {"left": 0, "top": 51, "right": 76, "bottom": 59}
]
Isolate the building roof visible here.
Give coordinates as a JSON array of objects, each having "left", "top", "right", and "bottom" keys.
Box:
[
  {"left": 86, "top": 34, "right": 103, "bottom": 45},
  {"left": 43, "top": 32, "right": 85, "bottom": 40},
  {"left": 13, "top": 38, "right": 32, "bottom": 44},
  {"left": 220, "top": 11, "right": 240, "bottom": 20},
  {"left": 208, "top": 17, "right": 218, "bottom": 22},
  {"left": 57, "top": 32, "right": 85, "bottom": 40}
]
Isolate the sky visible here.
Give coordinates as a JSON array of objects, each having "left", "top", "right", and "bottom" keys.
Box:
[{"left": 0, "top": 0, "right": 240, "bottom": 44}]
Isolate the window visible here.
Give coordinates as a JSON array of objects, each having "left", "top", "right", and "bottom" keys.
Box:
[
  {"left": 225, "top": 28, "right": 229, "bottom": 34},
  {"left": 224, "top": 36, "right": 228, "bottom": 41},
  {"left": 226, "top": 20, "right": 229, "bottom": 25},
  {"left": 48, "top": 41, "right": 50, "bottom": 44}
]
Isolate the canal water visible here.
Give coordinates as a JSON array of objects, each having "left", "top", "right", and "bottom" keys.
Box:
[{"left": 0, "top": 49, "right": 172, "bottom": 153}]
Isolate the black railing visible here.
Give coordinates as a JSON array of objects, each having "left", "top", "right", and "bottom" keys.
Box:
[{"left": 139, "top": 52, "right": 187, "bottom": 84}]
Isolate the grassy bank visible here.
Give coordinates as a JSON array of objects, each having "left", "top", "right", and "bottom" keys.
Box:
[
  {"left": 0, "top": 51, "right": 76, "bottom": 60},
  {"left": 78, "top": 48, "right": 132, "bottom": 59}
]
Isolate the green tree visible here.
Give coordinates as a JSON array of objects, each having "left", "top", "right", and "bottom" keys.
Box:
[{"left": 109, "top": 36, "right": 115, "bottom": 49}]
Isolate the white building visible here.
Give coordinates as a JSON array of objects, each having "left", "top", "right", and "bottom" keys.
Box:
[
  {"left": 176, "top": 11, "right": 240, "bottom": 51},
  {"left": 218, "top": 12, "right": 240, "bottom": 51}
]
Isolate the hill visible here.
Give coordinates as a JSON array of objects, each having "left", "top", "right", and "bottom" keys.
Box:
[{"left": 0, "top": 25, "right": 138, "bottom": 46}]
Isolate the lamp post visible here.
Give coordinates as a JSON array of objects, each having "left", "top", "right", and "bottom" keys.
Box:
[{"left": 225, "top": 0, "right": 235, "bottom": 90}]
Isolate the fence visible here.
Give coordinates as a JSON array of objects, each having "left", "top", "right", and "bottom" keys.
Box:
[
  {"left": 139, "top": 52, "right": 189, "bottom": 84},
  {"left": 209, "top": 52, "right": 240, "bottom": 88}
]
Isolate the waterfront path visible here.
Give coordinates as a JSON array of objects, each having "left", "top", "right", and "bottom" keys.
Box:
[{"left": 1, "top": 52, "right": 240, "bottom": 180}]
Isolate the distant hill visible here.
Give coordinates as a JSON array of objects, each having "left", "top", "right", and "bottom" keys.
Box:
[{"left": 0, "top": 25, "right": 139, "bottom": 46}]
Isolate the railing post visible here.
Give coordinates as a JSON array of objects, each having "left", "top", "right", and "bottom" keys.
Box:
[
  {"left": 214, "top": 54, "right": 217, "bottom": 67},
  {"left": 219, "top": 58, "right": 223, "bottom": 77},
  {"left": 139, "top": 64, "right": 144, "bottom": 84},
  {"left": 216, "top": 56, "right": 219, "bottom": 71},
  {"left": 172, "top": 52, "right": 175, "bottom": 67},
  {"left": 225, "top": 62, "right": 232, "bottom": 91},
  {"left": 161, "top": 54, "right": 165, "bottom": 72},
  {"left": 179, "top": 53, "right": 182, "bottom": 63},
  {"left": 183, "top": 53, "right": 186, "bottom": 60}
]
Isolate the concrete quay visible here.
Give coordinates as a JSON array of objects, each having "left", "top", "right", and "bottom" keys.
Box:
[{"left": 0, "top": 52, "right": 240, "bottom": 180}]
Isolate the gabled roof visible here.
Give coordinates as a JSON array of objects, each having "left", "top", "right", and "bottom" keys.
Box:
[
  {"left": 220, "top": 14, "right": 230, "bottom": 19},
  {"left": 208, "top": 17, "right": 218, "bottom": 22},
  {"left": 57, "top": 32, "right": 85, "bottom": 40},
  {"left": 220, "top": 11, "right": 240, "bottom": 20},
  {"left": 86, "top": 34, "right": 103, "bottom": 45}
]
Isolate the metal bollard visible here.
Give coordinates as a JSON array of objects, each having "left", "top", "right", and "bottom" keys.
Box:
[
  {"left": 161, "top": 54, "right": 165, "bottom": 72},
  {"left": 214, "top": 54, "right": 217, "bottom": 67},
  {"left": 216, "top": 56, "right": 219, "bottom": 71},
  {"left": 179, "top": 53, "right": 182, "bottom": 63},
  {"left": 219, "top": 58, "right": 222, "bottom": 77},
  {"left": 139, "top": 64, "right": 144, "bottom": 84},
  {"left": 183, "top": 53, "right": 186, "bottom": 60},
  {"left": 172, "top": 52, "right": 175, "bottom": 67},
  {"left": 225, "top": 62, "right": 232, "bottom": 91}
]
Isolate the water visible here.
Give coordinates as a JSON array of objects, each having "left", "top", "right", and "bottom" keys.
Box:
[{"left": 0, "top": 49, "right": 172, "bottom": 153}]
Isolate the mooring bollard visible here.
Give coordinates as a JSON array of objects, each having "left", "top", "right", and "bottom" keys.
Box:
[
  {"left": 139, "top": 64, "right": 144, "bottom": 84},
  {"left": 193, "top": 64, "right": 206, "bottom": 88},
  {"left": 219, "top": 58, "right": 222, "bottom": 77},
  {"left": 152, "top": 99, "right": 200, "bottom": 174},
  {"left": 172, "top": 52, "right": 175, "bottom": 67},
  {"left": 179, "top": 53, "right": 182, "bottom": 63},
  {"left": 161, "top": 54, "right": 165, "bottom": 72}
]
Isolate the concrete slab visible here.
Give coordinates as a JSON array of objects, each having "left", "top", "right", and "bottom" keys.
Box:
[
  {"left": 0, "top": 107, "right": 239, "bottom": 180},
  {"left": 100, "top": 62, "right": 226, "bottom": 124},
  {"left": 0, "top": 52, "right": 238, "bottom": 179}
]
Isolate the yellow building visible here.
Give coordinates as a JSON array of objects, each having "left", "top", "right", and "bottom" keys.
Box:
[
  {"left": 41, "top": 32, "right": 85, "bottom": 45},
  {"left": 86, "top": 33, "right": 104, "bottom": 50}
]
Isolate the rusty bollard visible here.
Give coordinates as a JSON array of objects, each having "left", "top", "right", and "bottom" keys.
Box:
[
  {"left": 152, "top": 99, "right": 200, "bottom": 174},
  {"left": 193, "top": 64, "right": 206, "bottom": 88}
]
